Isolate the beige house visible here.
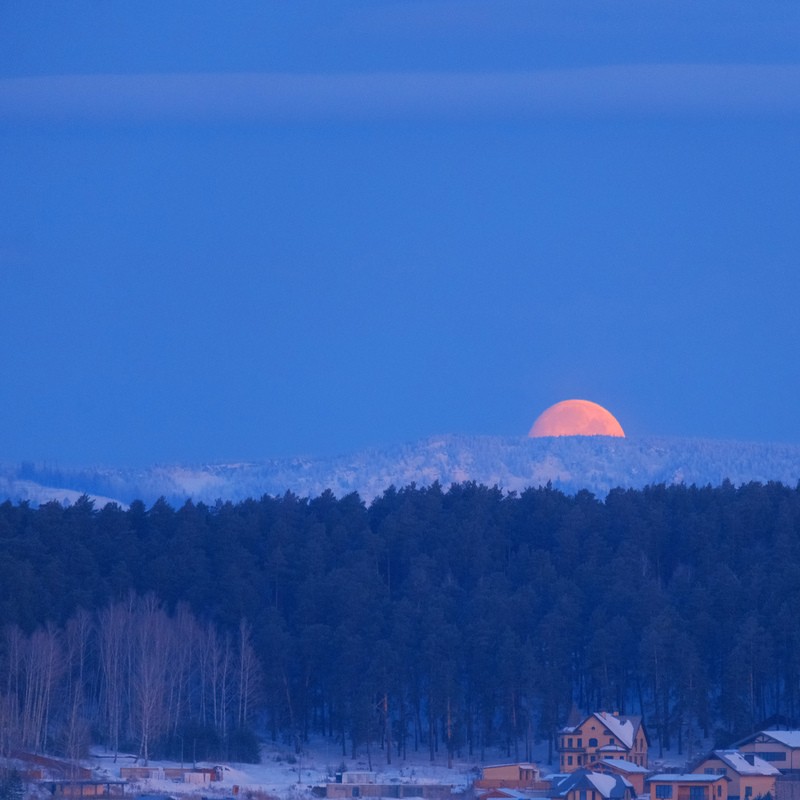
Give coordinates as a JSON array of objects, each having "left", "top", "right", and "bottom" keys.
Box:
[
  {"left": 693, "top": 750, "right": 779, "bottom": 800},
  {"left": 647, "top": 774, "right": 729, "bottom": 800},
  {"left": 558, "top": 712, "right": 649, "bottom": 772},
  {"left": 734, "top": 731, "right": 800, "bottom": 774}
]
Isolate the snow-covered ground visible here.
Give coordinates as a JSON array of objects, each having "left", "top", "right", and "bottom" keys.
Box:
[
  {"left": 87, "top": 737, "right": 496, "bottom": 800},
  {"left": 84, "top": 735, "right": 704, "bottom": 800}
]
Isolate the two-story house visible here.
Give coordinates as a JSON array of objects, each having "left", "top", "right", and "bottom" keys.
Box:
[
  {"left": 692, "top": 750, "right": 779, "bottom": 800},
  {"left": 733, "top": 731, "right": 800, "bottom": 774},
  {"left": 558, "top": 711, "right": 649, "bottom": 772}
]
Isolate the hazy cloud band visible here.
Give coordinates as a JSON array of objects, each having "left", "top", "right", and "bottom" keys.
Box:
[{"left": 1, "top": 66, "right": 799, "bottom": 125}]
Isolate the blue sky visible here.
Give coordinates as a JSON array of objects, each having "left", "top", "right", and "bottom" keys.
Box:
[{"left": 1, "top": 1, "right": 799, "bottom": 466}]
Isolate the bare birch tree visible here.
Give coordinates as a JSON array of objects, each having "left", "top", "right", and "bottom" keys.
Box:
[{"left": 132, "top": 595, "right": 171, "bottom": 764}]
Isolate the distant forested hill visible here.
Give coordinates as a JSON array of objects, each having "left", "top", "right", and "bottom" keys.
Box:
[
  {"left": 1, "top": 480, "right": 800, "bottom": 765},
  {"left": 2, "top": 434, "right": 800, "bottom": 506}
]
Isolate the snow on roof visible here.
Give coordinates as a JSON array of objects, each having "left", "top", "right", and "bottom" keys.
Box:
[
  {"left": 588, "top": 773, "right": 618, "bottom": 797},
  {"left": 599, "top": 745, "right": 627, "bottom": 753},
  {"left": 555, "top": 770, "right": 630, "bottom": 800},
  {"left": 713, "top": 751, "right": 780, "bottom": 776},
  {"left": 761, "top": 731, "right": 800, "bottom": 748},
  {"left": 594, "top": 713, "right": 636, "bottom": 749},
  {"left": 649, "top": 775, "right": 725, "bottom": 783},
  {"left": 599, "top": 759, "right": 650, "bottom": 774}
]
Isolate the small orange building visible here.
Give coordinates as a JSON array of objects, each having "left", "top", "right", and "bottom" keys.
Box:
[
  {"left": 558, "top": 712, "right": 649, "bottom": 772},
  {"left": 475, "top": 763, "right": 544, "bottom": 790},
  {"left": 692, "top": 751, "right": 779, "bottom": 800},
  {"left": 647, "top": 773, "right": 729, "bottom": 800}
]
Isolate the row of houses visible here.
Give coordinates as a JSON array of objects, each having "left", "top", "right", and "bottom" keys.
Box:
[{"left": 476, "top": 712, "right": 800, "bottom": 800}]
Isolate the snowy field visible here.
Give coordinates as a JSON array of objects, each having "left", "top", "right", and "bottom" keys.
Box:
[
  {"left": 84, "top": 735, "right": 702, "bottom": 800},
  {"left": 87, "top": 737, "right": 497, "bottom": 800}
]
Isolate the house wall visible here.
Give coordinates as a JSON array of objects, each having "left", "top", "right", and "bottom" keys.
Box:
[
  {"left": 478, "top": 764, "right": 542, "bottom": 788},
  {"left": 743, "top": 775, "right": 778, "bottom": 799},
  {"left": 564, "top": 787, "right": 599, "bottom": 800},
  {"left": 482, "top": 766, "right": 521, "bottom": 782},
  {"left": 649, "top": 777, "right": 727, "bottom": 800}
]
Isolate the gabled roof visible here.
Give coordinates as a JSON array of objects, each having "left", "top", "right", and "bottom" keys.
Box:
[
  {"left": 560, "top": 712, "right": 644, "bottom": 750},
  {"left": 555, "top": 769, "right": 633, "bottom": 800},
  {"left": 706, "top": 750, "right": 780, "bottom": 777},
  {"left": 733, "top": 730, "right": 800, "bottom": 749},
  {"left": 595, "top": 713, "right": 637, "bottom": 749}
]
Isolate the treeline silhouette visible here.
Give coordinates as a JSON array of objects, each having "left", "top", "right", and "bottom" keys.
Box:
[{"left": 1, "top": 480, "right": 799, "bottom": 765}]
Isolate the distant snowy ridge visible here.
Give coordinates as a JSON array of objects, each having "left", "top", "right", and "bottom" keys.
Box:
[{"left": 2, "top": 434, "right": 800, "bottom": 507}]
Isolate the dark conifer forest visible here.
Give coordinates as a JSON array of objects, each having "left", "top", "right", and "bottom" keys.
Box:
[{"left": 1, "top": 480, "right": 799, "bottom": 765}]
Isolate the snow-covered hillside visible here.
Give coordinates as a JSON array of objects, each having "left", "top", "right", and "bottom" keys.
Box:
[{"left": 2, "top": 434, "right": 800, "bottom": 507}]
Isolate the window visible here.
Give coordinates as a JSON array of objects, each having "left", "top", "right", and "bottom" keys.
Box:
[
  {"left": 609, "top": 737, "right": 615, "bottom": 745},
  {"left": 568, "top": 757, "right": 573, "bottom": 766},
  {"left": 656, "top": 786, "right": 673, "bottom": 798},
  {"left": 745, "top": 788, "right": 753, "bottom": 798},
  {"left": 580, "top": 791, "right": 587, "bottom": 800},
  {"left": 704, "top": 770, "right": 714, "bottom": 775},
  {"left": 578, "top": 739, "right": 583, "bottom": 748},
  {"left": 761, "top": 752, "right": 786, "bottom": 762},
  {"left": 569, "top": 738, "right": 574, "bottom": 748},
  {"left": 689, "top": 786, "right": 706, "bottom": 800},
  {"left": 589, "top": 738, "right": 598, "bottom": 747}
]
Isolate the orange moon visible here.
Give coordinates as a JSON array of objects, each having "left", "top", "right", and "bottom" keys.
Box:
[{"left": 528, "top": 399, "right": 625, "bottom": 438}]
